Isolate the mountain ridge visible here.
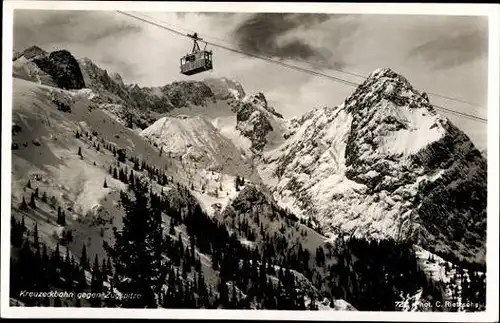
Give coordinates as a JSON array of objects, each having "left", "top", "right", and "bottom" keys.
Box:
[
  {"left": 9, "top": 45, "right": 488, "bottom": 311},
  {"left": 12, "top": 46, "right": 488, "bottom": 266}
]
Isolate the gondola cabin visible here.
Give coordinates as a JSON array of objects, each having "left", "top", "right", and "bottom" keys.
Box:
[
  {"left": 180, "top": 33, "right": 213, "bottom": 76},
  {"left": 180, "top": 51, "right": 213, "bottom": 75}
]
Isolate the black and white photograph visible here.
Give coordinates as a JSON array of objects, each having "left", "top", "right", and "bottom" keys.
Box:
[{"left": 1, "top": 1, "right": 499, "bottom": 321}]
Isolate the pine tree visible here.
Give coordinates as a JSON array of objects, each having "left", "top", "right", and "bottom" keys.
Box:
[
  {"left": 169, "top": 217, "right": 175, "bottom": 235},
  {"left": 104, "top": 178, "right": 108, "bottom": 188},
  {"left": 20, "top": 196, "right": 28, "bottom": 210},
  {"left": 57, "top": 209, "right": 66, "bottom": 226},
  {"left": 103, "top": 178, "right": 164, "bottom": 308},
  {"left": 218, "top": 278, "right": 229, "bottom": 308},
  {"left": 41, "top": 191, "right": 48, "bottom": 203},
  {"left": 106, "top": 257, "right": 113, "bottom": 276},
  {"left": 315, "top": 246, "right": 325, "bottom": 267},
  {"left": 78, "top": 147, "right": 82, "bottom": 157},
  {"left": 34, "top": 187, "right": 39, "bottom": 198},
  {"left": 129, "top": 170, "right": 135, "bottom": 188},
  {"left": 77, "top": 267, "right": 87, "bottom": 292},
  {"left": 33, "top": 222, "right": 39, "bottom": 247},
  {"left": 81, "top": 244, "right": 89, "bottom": 270},
  {"left": 11, "top": 217, "right": 24, "bottom": 247},
  {"left": 101, "top": 257, "right": 107, "bottom": 279},
  {"left": 51, "top": 242, "right": 61, "bottom": 285},
  {"left": 90, "top": 254, "right": 103, "bottom": 307},
  {"left": 27, "top": 180, "right": 31, "bottom": 189},
  {"left": 57, "top": 206, "right": 62, "bottom": 225},
  {"left": 127, "top": 114, "right": 133, "bottom": 128},
  {"left": 29, "top": 192, "right": 36, "bottom": 209}
]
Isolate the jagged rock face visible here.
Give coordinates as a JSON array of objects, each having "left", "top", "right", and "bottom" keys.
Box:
[
  {"left": 343, "top": 68, "right": 445, "bottom": 193},
  {"left": 259, "top": 68, "right": 487, "bottom": 264},
  {"left": 410, "top": 122, "right": 486, "bottom": 261},
  {"left": 32, "top": 50, "right": 86, "bottom": 90},
  {"left": 15, "top": 46, "right": 236, "bottom": 129},
  {"left": 342, "top": 68, "right": 487, "bottom": 262},
  {"left": 125, "top": 81, "right": 216, "bottom": 114},
  {"left": 13, "top": 56, "right": 57, "bottom": 87},
  {"left": 159, "top": 81, "right": 216, "bottom": 110},
  {"left": 259, "top": 105, "right": 353, "bottom": 221},
  {"left": 203, "top": 77, "right": 246, "bottom": 100},
  {"left": 234, "top": 102, "right": 274, "bottom": 151},
  {"left": 77, "top": 57, "right": 217, "bottom": 129},
  {"left": 19, "top": 45, "right": 48, "bottom": 60},
  {"left": 78, "top": 58, "right": 131, "bottom": 105},
  {"left": 13, "top": 50, "right": 22, "bottom": 61},
  {"left": 33, "top": 50, "right": 85, "bottom": 90},
  {"left": 79, "top": 56, "right": 216, "bottom": 113},
  {"left": 232, "top": 92, "right": 286, "bottom": 152},
  {"left": 250, "top": 92, "right": 284, "bottom": 119}
]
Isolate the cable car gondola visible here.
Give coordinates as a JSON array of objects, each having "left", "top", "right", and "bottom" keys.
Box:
[{"left": 180, "top": 33, "right": 213, "bottom": 76}]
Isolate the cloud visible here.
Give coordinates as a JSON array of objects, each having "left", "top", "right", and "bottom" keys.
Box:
[
  {"left": 13, "top": 10, "right": 142, "bottom": 52},
  {"left": 231, "top": 13, "right": 332, "bottom": 62},
  {"left": 11, "top": 10, "right": 488, "bottom": 150},
  {"left": 408, "top": 30, "right": 488, "bottom": 70}
]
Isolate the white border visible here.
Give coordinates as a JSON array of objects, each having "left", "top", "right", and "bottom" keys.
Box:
[{"left": 2, "top": 1, "right": 499, "bottom": 321}]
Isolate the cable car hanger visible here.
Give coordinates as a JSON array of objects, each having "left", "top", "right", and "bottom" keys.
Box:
[{"left": 188, "top": 33, "right": 209, "bottom": 53}]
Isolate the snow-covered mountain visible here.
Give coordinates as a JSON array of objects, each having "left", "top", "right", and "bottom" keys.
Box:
[
  {"left": 140, "top": 115, "right": 254, "bottom": 178},
  {"left": 257, "top": 68, "right": 486, "bottom": 264},
  {"left": 12, "top": 47, "right": 487, "bottom": 266},
  {"left": 10, "top": 46, "right": 487, "bottom": 311}
]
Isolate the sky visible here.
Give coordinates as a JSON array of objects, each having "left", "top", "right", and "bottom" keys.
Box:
[{"left": 13, "top": 9, "right": 489, "bottom": 151}]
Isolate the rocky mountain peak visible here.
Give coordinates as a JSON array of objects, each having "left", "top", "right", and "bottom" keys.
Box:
[
  {"left": 203, "top": 77, "right": 246, "bottom": 100},
  {"left": 160, "top": 81, "right": 216, "bottom": 108},
  {"left": 259, "top": 67, "right": 486, "bottom": 264},
  {"left": 247, "top": 92, "right": 284, "bottom": 119},
  {"left": 110, "top": 72, "right": 124, "bottom": 86},
  {"left": 31, "top": 49, "right": 86, "bottom": 90},
  {"left": 20, "top": 45, "right": 48, "bottom": 60},
  {"left": 345, "top": 68, "right": 432, "bottom": 116},
  {"left": 231, "top": 92, "right": 287, "bottom": 153}
]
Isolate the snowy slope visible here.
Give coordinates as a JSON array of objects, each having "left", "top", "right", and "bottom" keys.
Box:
[
  {"left": 258, "top": 68, "right": 487, "bottom": 264},
  {"left": 139, "top": 115, "right": 255, "bottom": 179},
  {"left": 12, "top": 55, "right": 58, "bottom": 87},
  {"left": 10, "top": 76, "right": 187, "bottom": 268}
]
